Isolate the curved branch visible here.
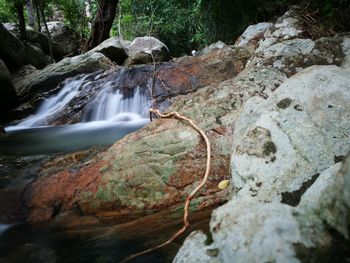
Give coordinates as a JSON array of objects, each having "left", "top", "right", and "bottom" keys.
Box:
[{"left": 121, "top": 108, "right": 211, "bottom": 262}]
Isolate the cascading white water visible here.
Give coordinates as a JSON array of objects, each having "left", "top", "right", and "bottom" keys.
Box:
[
  {"left": 82, "top": 82, "right": 152, "bottom": 122},
  {"left": 7, "top": 75, "right": 152, "bottom": 132},
  {"left": 3, "top": 73, "right": 153, "bottom": 154},
  {"left": 11, "top": 76, "right": 89, "bottom": 129}
]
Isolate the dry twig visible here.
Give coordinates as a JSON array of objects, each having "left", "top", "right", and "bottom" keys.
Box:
[{"left": 121, "top": 108, "right": 211, "bottom": 262}]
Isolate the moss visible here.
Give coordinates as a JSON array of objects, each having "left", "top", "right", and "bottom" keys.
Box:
[
  {"left": 277, "top": 98, "right": 292, "bottom": 109},
  {"left": 263, "top": 141, "right": 277, "bottom": 156},
  {"left": 96, "top": 185, "right": 114, "bottom": 201}
]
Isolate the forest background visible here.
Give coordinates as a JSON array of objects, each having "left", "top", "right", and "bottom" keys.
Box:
[{"left": 0, "top": 0, "right": 349, "bottom": 56}]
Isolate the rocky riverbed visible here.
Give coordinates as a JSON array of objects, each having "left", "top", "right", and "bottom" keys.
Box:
[{"left": 0, "top": 8, "right": 349, "bottom": 263}]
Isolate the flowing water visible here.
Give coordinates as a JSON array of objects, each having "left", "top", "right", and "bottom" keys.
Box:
[{"left": 2, "top": 73, "right": 152, "bottom": 155}]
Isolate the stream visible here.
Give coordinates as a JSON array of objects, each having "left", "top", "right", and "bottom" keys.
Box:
[{"left": 0, "top": 73, "right": 210, "bottom": 262}]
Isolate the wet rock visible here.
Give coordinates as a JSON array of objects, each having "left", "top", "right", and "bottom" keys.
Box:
[
  {"left": 22, "top": 46, "right": 257, "bottom": 224},
  {"left": 12, "top": 52, "right": 114, "bottom": 102},
  {"left": 88, "top": 37, "right": 128, "bottom": 65},
  {"left": 0, "top": 59, "right": 18, "bottom": 111},
  {"left": 124, "top": 36, "right": 171, "bottom": 66},
  {"left": 0, "top": 23, "right": 26, "bottom": 69},
  {"left": 48, "top": 46, "right": 253, "bottom": 125}
]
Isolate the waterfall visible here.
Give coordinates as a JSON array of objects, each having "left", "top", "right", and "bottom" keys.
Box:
[
  {"left": 7, "top": 74, "right": 152, "bottom": 132},
  {"left": 13, "top": 75, "right": 89, "bottom": 128},
  {"left": 3, "top": 72, "right": 153, "bottom": 153},
  {"left": 82, "top": 82, "right": 152, "bottom": 122}
]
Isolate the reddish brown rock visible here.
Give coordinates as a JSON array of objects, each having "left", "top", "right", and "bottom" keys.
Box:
[{"left": 48, "top": 46, "right": 253, "bottom": 125}]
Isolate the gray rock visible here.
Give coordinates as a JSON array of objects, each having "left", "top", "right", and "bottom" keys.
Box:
[
  {"left": 231, "top": 65, "right": 350, "bottom": 200},
  {"left": 256, "top": 11, "right": 304, "bottom": 53},
  {"left": 174, "top": 231, "right": 215, "bottom": 263},
  {"left": 124, "top": 36, "right": 171, "bottom": 65},
  {"left": 13, "top": 52, "right": 114, "bottom": 100},
  {"left": 199, "top": 41, "right": 227, "bottom": 55},
  {"left": 175, "top": 153, "right": 349, "bottom": 263},
  {"left": 0, "top": 59, "right": 11, "bottom": 80},
  {"left": 262, "top": 38, "right": 315, "bottom": 58},
  {"left": 26, "top": 29, "right": 64, "bottom": 61},
  {"left": 235, "top": 22, "right": 272, "bottom": 47},
  {"left": 0, "top": 59, "right": 18, "bottom": 110},
  {"left": 174, "top": 64, "right": 350, "bottom": 263},
  {"left": 3, "top": 22, "right": 18, "bottom": 33},
  {"left": 41, "top": 21, "right": 79, "bottom": 56},
  {"left": 88, "top": 37, "right": 128, "bottom": 65},
  {"left": 24, "top": 43, "right": 49, "bottom": 69},
  {"left": 0, "top": 23, "right": 26, "bottom": 69}
]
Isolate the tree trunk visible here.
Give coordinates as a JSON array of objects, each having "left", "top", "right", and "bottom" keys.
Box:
[
  {"left": 38, "top": 0, "right": 53, "bottom": 59},
  {"left": 33, "top": 0, "right": 41, "bottom": 32},
  {"left": 85, "top": 0, "right": 119, "bottom": 51},
  {"left": 26, "top": 0, "right": 35, "bottom": 28},
  {"left": 16, "top": 2, "right": 27, "bottom": 40}
]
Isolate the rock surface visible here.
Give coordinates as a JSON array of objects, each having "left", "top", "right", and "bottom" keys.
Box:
[
  {"left": 0, "top": 59, "right": 18, "bottom": 111},
  {"left": 21, "top": 10, "right": 350, "bottom": 231},
  {"left": 45, "top": 46, "right": 253, "bottom": 125},
  {"left": 12, "top": 52, "right": 114, "bottom": 102},
  {"left": 42, "top": 21, "right": 79, "bottom": 56},
  {"left": 174, "top": 12, "right": 350, "bottom": 263},
  {"left": 198, "top": 41, "right": 227, "bottom": 55},
  {"left": 174, "top": 155, "right": 350, "bottom": 263},
  {"left": 124, "top": 36, "right": 171, "bottom": 65},
  {"left": 22, "top": 46, "right": 254, "bottom": 223},
  {"left": 0, "top": 23, "right": 26, "bottom": 69},
  {"left": 0, "top": 9, "right": 346, "bottom": 262},
  {"left": 24, "top": 43, "right": 50, "bottom": 69},
  {"left": 88, "top": 37, "right": 128, "bottom": 65},
  {"left": 235, "top": 22, "right": 272, "bottom": 47}
]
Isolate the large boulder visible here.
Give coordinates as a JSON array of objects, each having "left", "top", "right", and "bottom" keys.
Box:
[
  {"left": 234, "top": 22, "right": 272, "bottom": 47},
  {"left": 197, "top": 40, "right": 227, "bottom": 56},
  {"left": 26, "top": 29, "right": 65, "bottom": 61},
  {"left": 88, "top": 37, "right": 128, "bottom": 65},
  {"left": 0, "top": 23, "right": 26, "bottom": 69},
  {"left": 175, "top": 156, "right": 350, "bottom": 263},
  {"left": 124, "top": 36, "right": 171, "bottom": 66},
  {"left": 174, "top": 64, "right": 350, "bottom": 262},
  {"left": 0, "top": 59, "right": 18, "bottom": 111},
  {"left": 24, "top": 43, "right": 51, "bottom": 69},
  {"left": 42, "top": 21, "right": 79, "bottom": 56},
  {"left": 41, "top": 46, "right": 253, "bottom": 125},
  {"left": 12, "top": 52, "right": 114, "bottom": 102},
  {"left": 3, "top": 23, "right": 64, "bottom": 62},
  {"left": 21, "top": 46, "right": 254, "bottom": 225}
]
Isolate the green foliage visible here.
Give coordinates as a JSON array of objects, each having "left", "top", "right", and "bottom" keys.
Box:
[
  {"left": 0, "top": 0, "right": 348, "bottom": 56},
  {"left": 118, "top": 0, "right": 200, "bottom": 56},
  {"left": 57, "top": 0, "right": 89, "bottom": 37},
  {"left": 117, "top": 0, "right": 350, "bottom": 56},
  {"left": 116, "top": 0, "right": 301, "bottom": 56},
  {"left": 0, "top": 0, "right": 19, "bottom": 23}
]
